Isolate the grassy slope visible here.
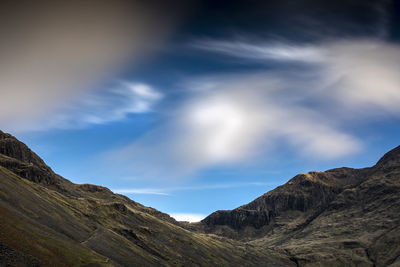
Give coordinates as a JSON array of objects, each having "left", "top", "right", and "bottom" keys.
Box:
[
  {"left": 0, "top": 167, "right": 111, "bottom": 266},
  {"left": 0, "top": 166, "right": 293, "bottom": 266}
]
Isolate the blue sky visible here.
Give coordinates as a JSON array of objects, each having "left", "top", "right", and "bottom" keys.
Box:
[{"left": 1, "top": 0, "right": 400, "bottom": 221}]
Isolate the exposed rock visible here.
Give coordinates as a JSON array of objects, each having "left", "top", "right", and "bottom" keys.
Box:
[
  {"left": 203, "top": 209, "right": 271, "bottom": 230},
  {"left": 374, "top": 145, "right": 400, "bottom": 170},
  {"left": 0, "top": 131, "right": 47, "bottom": 166},
  {"left": 0, "top": 130, "right": 61, "bottom": 186},
  {"left": 201, "top": 168, "right": 367, "bottom": 236}
]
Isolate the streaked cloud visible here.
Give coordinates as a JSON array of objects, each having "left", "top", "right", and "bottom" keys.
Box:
[
  {"left": 67, "top": 82, "right": 163, "bottom": 127},
  {"left": 114, "top": 188, "right": 170, "bottom": 196},
  {"left": 324, "top": 41, "right": 400, "bottom": 115},
  {"left": 192, "top": 40, "right": 325, "bottom": 62},
  {"left": 193, "top": 39, "right": 400, "bottom": 115},
  {"left": 6, "top": 82, "right": 163, "bottom": 131},
  {"left": 113, "top": 181, "right": 277, "bottom": 196}
]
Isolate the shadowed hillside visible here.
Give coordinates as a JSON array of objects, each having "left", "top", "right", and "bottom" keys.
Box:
[{"left": 0, "top": 130, "right": 292, "bottom": 266}]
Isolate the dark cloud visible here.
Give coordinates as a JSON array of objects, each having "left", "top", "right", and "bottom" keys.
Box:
[
  {"left": 181, "top": 0, "right": 394, "bottom": 41},
  {"left": 389, "top": 0, "right": 400, "bottom": 41}
]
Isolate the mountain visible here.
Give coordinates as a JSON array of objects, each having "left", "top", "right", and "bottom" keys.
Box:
[
  {"left": 0, "top": 130, "right": 292, "bottom": 266},
  {"left": 194, "top": 146, "right": 400, "bottom": 266},
  {"left": 1, "top": 130, "right": 399, "bottom": 266}
]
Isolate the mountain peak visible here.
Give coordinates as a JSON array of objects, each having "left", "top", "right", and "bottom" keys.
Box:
[
  {"left": 0, "top": 130, "right": 12, "bottom": 139},
  {"left": 0, "top": 130, "right": 59, "bottom": 186},
  {"left": 0, "top": 130, "right": 46, "bottom": 166},
  {"left": 375, "top": 145, "right": 400, "bottom": 169}
]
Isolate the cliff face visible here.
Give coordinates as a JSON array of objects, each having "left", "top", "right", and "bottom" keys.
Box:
[{"left": 201, "top": 168, "right": 367, "bottom": 234}]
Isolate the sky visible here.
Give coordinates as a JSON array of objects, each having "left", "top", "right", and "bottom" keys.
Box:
[{"left": 1, "top": 0, "right": 399, "bottom": 222}]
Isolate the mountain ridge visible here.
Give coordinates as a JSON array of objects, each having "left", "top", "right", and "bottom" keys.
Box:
[
  {"left": 187, "top": 145, "right": 400, "bottom": 266},
  {"left": 198, "top": 146, "right": 400, "bottom": 236},
  {"left": 0, "top": 130, "right": 292, "bottom": 266}
]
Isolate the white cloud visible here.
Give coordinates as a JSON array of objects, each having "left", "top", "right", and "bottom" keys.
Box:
[
  {"left": 178, "top": 80, "right": 361, "bottom": 163},
  {"left": 323, "top": 41, "right": 400, "bottom": 115},
  {"left": 193, "top": 39, "right": 400, "bottom": 115},
  {"left": 113, "top": 188, "right": 170, "bottom": 196},
  {"left": 15, "top": 82, "right": 163, "bottom": 131},
  {"left": 169, "top": 213, "right": 206, "bottom": 223},
  {"left": 109, "top": 73, "right": 361, "bottom": 178},
  {"left": 192, "top": 40, "right": 325, "bottom": 62},
  {"left": 113, "top": 181, "right": 277, "bottom": 196},
  {"left": 80, "top": 82, "right": 163, "bottom": 125}
]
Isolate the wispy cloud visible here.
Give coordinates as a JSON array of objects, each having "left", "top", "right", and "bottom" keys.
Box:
[
  {"left": 324, "top": 41, "right": 400, "bottom": 115},
  {"left": 7, "top": 82, "right": 163, "bottom": 131},
  {"left": 67, "top": 82, "right": 163, "bottom": 126},
  {"left": 192, "top": 40, "right": 325, "bottom": 63},
  {"left": 109, "top": 72, "right": 361, "bottom": 178},
  {"left": 108, "top": 39, "right": 400, "bottom": 179},
  {"left": 113, "top": 188, "right": 170, "bottom": 196},
  {"left": 112, "top": 181, "right": 277, "bottom": 196},
  {"left": 176, "top": 82, "right": 361, "bottom": 163},
  {"left": 191, "top": 39, "right": 400, "bottom": 118}
]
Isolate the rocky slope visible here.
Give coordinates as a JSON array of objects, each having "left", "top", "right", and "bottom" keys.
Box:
[
  {"left": 195, "top": 146, "right": 400, "bottom": 266},
  {"left": 198, "top": 167, "right": 368, "bottom": 238},
  {"left": 0, "top": 130, "right": 292, "bottom": 266}
]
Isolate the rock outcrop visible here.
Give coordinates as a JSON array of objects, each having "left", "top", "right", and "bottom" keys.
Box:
[
  {"left": 201, "top": 168, "right": 367, "bottom": 236},
  {"left": 0, "top": 130, "right": 61, "bottom": 186}
]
